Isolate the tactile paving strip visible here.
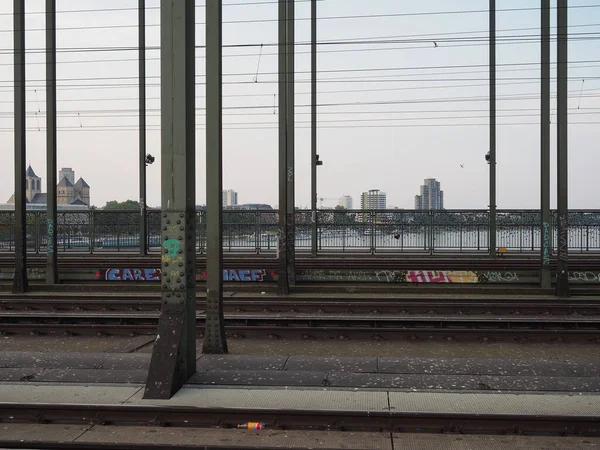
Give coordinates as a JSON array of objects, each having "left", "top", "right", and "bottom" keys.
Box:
[{"left": 389, "top": 391, "right": 600, "bottom": 415}]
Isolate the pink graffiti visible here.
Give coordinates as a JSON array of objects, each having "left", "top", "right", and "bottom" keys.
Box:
[{"left": 406, "top": 271, "right": 450, "bottom": 283}]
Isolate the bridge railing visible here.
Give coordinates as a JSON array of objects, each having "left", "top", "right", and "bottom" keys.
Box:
[{"left": 0, "top": 209, "right": 599, "bottom": 255}]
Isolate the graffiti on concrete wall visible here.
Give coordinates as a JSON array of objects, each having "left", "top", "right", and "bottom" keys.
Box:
[
  {"left": 200, "top": 269, "right": 277, "bottom": 282},
  {"left": 406, "top": 271, "right": 479, "bottom": 284},
  {"left": 104, "top": 268, "right": 161, "bottom": 281},
  {"left": 568, "top": 272, "right": 600, "bottom": 283},
  {"left": 477, "top": 271, "right": 520, "bottom": 283},
  {"left": 299, "top": 269, "right": 401, "bottom": 283},
  {"left": 99, "top": 268, "right": 276, "bottom": 282}
]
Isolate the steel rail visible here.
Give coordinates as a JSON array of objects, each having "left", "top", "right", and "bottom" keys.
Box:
[{"left": 0, "top": 402, "right": 599, "bottom": 436}]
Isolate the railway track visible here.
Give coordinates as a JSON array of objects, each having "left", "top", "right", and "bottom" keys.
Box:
[
  {"left": 2, "top": 293, "right": 600, "bottom": 316},
  {"left": 2, "top": 309, "right": 600, "bottom": 341},
  {"left": 2, "top": 254, "right": 600, "bottom": 271},
  {"left": 0, "top": 402, "right": 599, "bottom": 438}
]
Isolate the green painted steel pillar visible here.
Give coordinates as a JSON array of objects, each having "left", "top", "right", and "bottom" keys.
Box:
[
  {"left": 13, "top": 0, "right": 28, "bottom": 293},
  {"left": 310, "top": 0, "right": 318, "bottom": 258},
  {"left": 144, "top": 0, "right": 197, "bottom": 399},
  {"left": 489, "top": 0, "right": 497, "bottom": 258},
  {"left": 286, "top": 0, "right": 296, "bottom": 286},
  {"left": 139, "top": 0, "right": 148, "bottom": 256},
  {"left": 46, "top": 0, "right": 58, "bottom": 284},
  {"left": 540, "top": 0, "right": 551, "bottom": 288},
  {"left": 203, "top": 0, "right": 228, "bottom": 354},
  {"left": 556, "top": 0, "right": 570, "bottom": 298},
  {"left": 277, "top": 0, "right": 290, "bottom": 295}
]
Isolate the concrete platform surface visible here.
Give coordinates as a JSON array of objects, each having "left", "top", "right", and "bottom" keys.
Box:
[
  {"left": 2, "top": 351, "right": 600, "bottom": 392},
  {"left": 2, "top": 424, "right": 600, "bottom": 449},
  {"left": 2, "top": 383, "right": 600, "bottom": 417}
]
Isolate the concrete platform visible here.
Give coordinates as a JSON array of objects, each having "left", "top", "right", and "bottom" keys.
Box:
[
  {"left": 2, "top": 351, "right": 600, "bottom": 392},
  {"left": 2, "top": 424, "right": 600, "bottom": 449},
  {"left": 1, "top": 383, "right": 599, "bottom": 416}
]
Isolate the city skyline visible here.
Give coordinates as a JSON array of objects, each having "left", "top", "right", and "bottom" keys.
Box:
[{"left": 0, "top": 1, "right": 598, "bottom": 209}]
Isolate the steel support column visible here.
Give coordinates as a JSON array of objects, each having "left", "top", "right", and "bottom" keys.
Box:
[
  {"left": 556, "top": 0, "right": 570, "bottom": 297},
  {"left": 13, "top": 0, "right": 28, "bottom": 293},
  {"left": 540, "top": 0, "right": 551, "bottom": 288},
  {"left": 310, "top": 0, "right": 317, "bottom": 258},
  {"left": 45, "top": 0, "right": 58, "bottom": 284},
  {"left": 203, "top": 0, "right": 228, "bottom": 354},
  {"left": 277, "top": 0, "right": 290, "bottom": 295},
  {"left": 286, "top": 0, "right": 296, "bottom": 285},
  {"left": 139, "top": 0, "right": 148, "bottom": 256},
  {"left": 144, "top": 0, "right": 196, "bottom": 399},
  {"left": 489, "top": 0, "right": 497, "bottom": 258}
]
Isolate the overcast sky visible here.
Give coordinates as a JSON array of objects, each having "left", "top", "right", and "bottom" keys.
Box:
[{"left": 0, "top": 0, "right": 599, "bottom": 209}]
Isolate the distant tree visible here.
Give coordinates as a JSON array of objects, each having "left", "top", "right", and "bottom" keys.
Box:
[
  {"left": 335, "top": 205, "right": 345, "bottom": 210},
  {"left": 103, "top": 200, "right": 140, "bottom": 210}
]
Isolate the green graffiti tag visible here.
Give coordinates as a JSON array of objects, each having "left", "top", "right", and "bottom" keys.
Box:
[{"left": 163, "top": 239, "right": 181, "bottom": 261}]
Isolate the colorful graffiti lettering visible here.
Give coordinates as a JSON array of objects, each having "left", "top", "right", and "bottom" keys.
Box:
[
  {"left": 105, "top": 268, "right": 161, "bottom": 281},
  {"left": 200, "top": 269, "right": 275, "bottom": 282},
  {"left": 407, "top": 271, "right": 447, "bottom": 283},
  {"left": 163, "top": 239, "right": 181, "bottom": 260},
  {"left": 406, "top": 271, "right": 479, "bottom": 283}
]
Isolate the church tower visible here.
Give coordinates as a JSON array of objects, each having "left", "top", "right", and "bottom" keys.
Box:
[{"left": 25, "top": 165, "right": 41, "bottom": 202}]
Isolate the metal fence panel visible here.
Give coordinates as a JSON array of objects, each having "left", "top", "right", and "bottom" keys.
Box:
[{"left": 1, "top": 209, "right": 600, "bottom": 254}]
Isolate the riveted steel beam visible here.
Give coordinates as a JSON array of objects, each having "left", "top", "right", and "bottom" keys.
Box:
[
  {"left": 144, "top": 0, "right": 196, "bottom": 399},
  {"left": 46, "top": 0, "right": 58, "bottom": 284},
  {"left": 540, "top": 0, "right": 551, "bottom": 288},
  {"left": 556, "top": 0, "right": 570, "bottom": 298},
  {"left": 13, "top": 0, "right": 28, "bottom": 294},
  {"left": 203, "top": 0, "right": 228, "bottom": 354}
]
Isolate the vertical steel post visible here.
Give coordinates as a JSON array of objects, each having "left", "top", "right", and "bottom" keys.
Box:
[
  {"left": 144, "top": 0, "right": 197, "bottom": 399},
  {"left": 203, "top": 0, "right": 228, "bottom": 354},
  {"left": 489, "top": 0, "right": 497, "bottom": 258},
  {"left": 556, "top": 0, "right": 570, "bottom": 297},
  {"left": 277, "top": 0, "right": 290, "bottom": 295},
  {"left": 286, "top": 0, "right": 296, "bottom": 285},
  {"left": 139, "top": 0, "right": 148, "bottom": 256},
  {"left": 540, "top": 0, "right": 551, "bottom": 288},
  {"left": 310, "top": 0, "right": 317, "bottom": 258},
  {"left": 46, "top": 0, "right": 58, "bottom": 284},
  {"left": 13, "top": 0, "right": 28, "bottom": 293}
]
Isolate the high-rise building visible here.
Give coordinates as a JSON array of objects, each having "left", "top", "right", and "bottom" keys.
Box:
[
  {"left": 59, "top": 168, "right": 75, "bottom": 185},
  {"left": 222, "top": 189, "right": 238, "bottom": 207},
  {"left": 338, "top": 195, "right": 353, "bottom": 209},
  {"left": 414, "top": 178, "right": 444, "bottom": 210},
  {"left": 361, "top": 189, "right": 386, "bottom": 210}
]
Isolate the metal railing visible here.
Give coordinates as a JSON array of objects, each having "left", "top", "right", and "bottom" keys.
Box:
[{"left": 0, "top": 209, "right": 599, "bottom": 254}]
